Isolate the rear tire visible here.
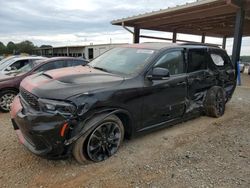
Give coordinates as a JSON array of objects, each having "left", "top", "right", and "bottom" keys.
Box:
[
  {"left": 204, "top": 86, "right": 226, "bottom": 118},
  {"left": 73, "top": 115, "right": 124, "bottom": 164},
  {"left": 0, "top": 90, "right": 18, "bottom": 112}
]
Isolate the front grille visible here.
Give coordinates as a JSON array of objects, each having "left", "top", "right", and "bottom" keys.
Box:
[{"left": 20, "top": 87, "right": 40, "bottom": 111}]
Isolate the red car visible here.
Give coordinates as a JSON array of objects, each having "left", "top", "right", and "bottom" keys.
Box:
[{"left": 0, "top": 57, "right": 87, "bottom": 112}]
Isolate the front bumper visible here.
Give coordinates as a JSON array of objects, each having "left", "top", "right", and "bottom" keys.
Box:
[{"left": 11, "top": 96, "right": 71, "bottom": 159}]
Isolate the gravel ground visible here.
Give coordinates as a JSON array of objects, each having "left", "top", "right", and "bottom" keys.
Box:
[{"left": 0, "top": 74, "right": 249, "bottom": 188}]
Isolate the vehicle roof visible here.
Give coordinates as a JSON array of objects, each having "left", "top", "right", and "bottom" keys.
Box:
[
  {"left": 47, "top": 56, "right": 85, "bottom": 61},
  {"left": 32, "top": 56, "right": 85, "bottom": 67},
  {"left": 0, "top": 55, "right": 19, "bottom": 63},
  {"left": 123, "top": 42, "right": 222, "bottom": 51},
  {"left": 12, "top": 56, "right": 47, "bottom": 61}
]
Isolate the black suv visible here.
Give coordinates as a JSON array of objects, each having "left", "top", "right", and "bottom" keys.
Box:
[{"left": 11, "top": 43, "right": 236, "bottom": 163}]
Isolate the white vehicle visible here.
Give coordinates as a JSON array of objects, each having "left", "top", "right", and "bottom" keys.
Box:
[
  {"left": 0, "top": 56, "right": 46, "bottom": 74},
  {"left": 239, "top": 63, "right": 245, "bottom": 73},
  {"left": 0, "top": 56, "right": 17, "bottom": 65}
]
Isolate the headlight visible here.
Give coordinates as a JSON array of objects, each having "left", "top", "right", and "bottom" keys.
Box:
[{"left": 38, "top": 98, "right": 76, "bottom": 115}]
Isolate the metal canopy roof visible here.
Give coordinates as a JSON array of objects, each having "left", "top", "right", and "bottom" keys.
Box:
[{"left": 112, "top": 0, "right": 250, "bottom": 37}]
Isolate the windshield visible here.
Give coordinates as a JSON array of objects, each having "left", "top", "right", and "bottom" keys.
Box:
[
  {"left": 89, "top": 47, "right": 155, "bottom": 76},
  {"left": 0, "top": 56, "right": 15, "bottom": 64},
  {"left": 0, "top": 58, "right": 16, "bottom": 70}
]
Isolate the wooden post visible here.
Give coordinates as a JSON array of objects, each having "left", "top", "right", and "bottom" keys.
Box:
[
  {"left": 172, "top": 30, "right": 177, "bottom": 43},
  {"left": 222, "top": 37, "right": 227, "bottom": 49},
  {"left": 133, "top": 27, "right": 140, "bottom": 43},
  {"left": 201, "top": 33, "right": 206, "bottom": 43}
]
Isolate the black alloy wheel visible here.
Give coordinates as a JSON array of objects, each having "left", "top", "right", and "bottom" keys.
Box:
[
  {"left": 215, "top": 91, "right": 224, "bottom": 116},
  {"left": 204, "top": 86, "right": 225, "bottom": 118},
  {"left": 73, "top": 115, "right": 124, "bottom": 164},
  {"left": 87, "top": 121, "right": 122, "bottom": 162}
]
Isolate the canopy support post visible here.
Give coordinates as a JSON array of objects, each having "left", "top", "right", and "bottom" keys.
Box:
[
  {"left": 133, "top": 27, "right": 140, "bottom": 44},
  {"left": 232, "top": 6, "right": 245, "bottom": 85},
  {"left": 222, "top": 37, "right": 227, "bottom": 49}
]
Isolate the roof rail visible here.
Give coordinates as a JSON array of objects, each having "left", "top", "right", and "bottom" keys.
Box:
[{"left": 182, "top": 42, "right": 220, "bottom": 48}]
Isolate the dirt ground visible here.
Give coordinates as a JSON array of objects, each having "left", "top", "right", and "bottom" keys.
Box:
[{"left": 0, "top": 74, "right": 249, "bottom": 188}]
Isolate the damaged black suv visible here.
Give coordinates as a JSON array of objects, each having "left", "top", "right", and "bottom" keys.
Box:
[{"left": 11, "top": 43, "right": 236, "bottom": 163}]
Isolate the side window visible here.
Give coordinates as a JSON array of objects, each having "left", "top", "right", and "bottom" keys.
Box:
[
  {"left": 67, "top": 60, "right": 85, "bottom": 67},
  {"left": 53, "top": 61, "right": 67, "bottom": 69},
  {"left": 188, "top": 50, "right": 207, "bottom": 73},
  {"left": 9, "top": 59, "right": 29, "bottom": 70},
  {"left": 209, "top": 52, "right": 233, "bottom": 69},
  {"left": 36, "top": 62, "right": 56, "bottom": 72},
  {"left": 154, "top": 51, "right": 184, "bottom": 75},
  {"left": 210, "top": 54, "right": 225, "bottom": 66},
  {"left": 35, "top": 61, "right": 67, "bottom": 72}
]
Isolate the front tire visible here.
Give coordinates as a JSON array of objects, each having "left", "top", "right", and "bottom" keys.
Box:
[
  {"left": 0, "top": 90, "right": 18, "bottom": 112},
  {"left": 204, "top": 86, "right": 226, "bottom": 118},
  {"left": 73, "top": 115, "right": 124, "bottom": 164}
]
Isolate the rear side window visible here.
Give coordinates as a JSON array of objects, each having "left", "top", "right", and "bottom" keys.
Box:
[
  {"left": 209, "top": 51, "right": 233, "bottom": 69},
  {"left": 154, "top": 51, "right": 184, "bottom": 75},
  {"left": 210, "top": 54, "right": 225, "bottom": 66},
  {"left": 188, "top": 50, "right": 207, "bottom": 73}
]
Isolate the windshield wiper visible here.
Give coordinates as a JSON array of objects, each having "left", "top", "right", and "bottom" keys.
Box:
[{"left": 92, "top": 66, "right": 110, "bottom": 73}]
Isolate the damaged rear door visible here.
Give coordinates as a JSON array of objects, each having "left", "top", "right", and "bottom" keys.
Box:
[
  {"left": 207, "top": 49, "right": 236, "bottom": 100},
  {"left": 187, "top": 48, "right": 214, "bottom": 103}
]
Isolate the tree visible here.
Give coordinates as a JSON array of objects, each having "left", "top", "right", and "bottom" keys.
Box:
[
  {"left": 0, "top": 42, "right": 6, "bottom": 55},
  {"left": 16, "top": 40, "right": 35, "bottom": 54},
  {"left": 6, "top": 41, "right": 17, "bottom": 54},
  {"left": 40, "top": 45, "right": 52, "bottom": 48}
]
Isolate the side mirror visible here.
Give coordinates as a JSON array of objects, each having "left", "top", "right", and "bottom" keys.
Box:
[
  {"left": 6, "top": 66, "right": 17, "bottom": 71},
  {"left": 147, "top": 67, "right": 170, "bottom": 80},
  {"left": 6, "top": 67, "right": 12, "bottom": 71}
]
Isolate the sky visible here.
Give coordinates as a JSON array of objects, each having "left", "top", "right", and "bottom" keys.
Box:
[{"left": 0, "top": 0, "right": 249, "bottom": 55}]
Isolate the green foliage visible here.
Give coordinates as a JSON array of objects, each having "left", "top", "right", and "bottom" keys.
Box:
[
  {"left": 241, "top": 56, "right": 250, "bottom": 62},
  {"left": 16, "top": 40, "right": 35, "bottom": 54},
  {"left": 6, "top": 41, "right": 17, "bottom": 54},
  {"left": 0, "top": 42, "right": 5, "bottom": 54},
  {"left": 40, "top": 45, "right": 52, "bottom": 48},
  {"left": 0, "top": 40, "right": 41, "bottom": 55}
]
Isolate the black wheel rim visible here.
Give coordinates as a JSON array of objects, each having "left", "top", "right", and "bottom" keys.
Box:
[
  {"left": 87, "top": 122, "right": 121, "bottom": 162},
  {"left": 215, "top": 92, "right": 224, "bottom": 115}
]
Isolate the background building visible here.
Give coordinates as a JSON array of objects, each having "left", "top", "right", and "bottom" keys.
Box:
[{"left": 34, "top": 43, "right": 126, "bottom": 60}]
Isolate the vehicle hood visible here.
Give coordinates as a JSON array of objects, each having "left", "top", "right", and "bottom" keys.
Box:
[{"left": 20, "top": 66, "right": 125, "bottom": 100}]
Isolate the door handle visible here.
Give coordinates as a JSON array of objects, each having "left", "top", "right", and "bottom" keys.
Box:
[{"left": 177, "top": 81, "right": 186, "bottom": 86}]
